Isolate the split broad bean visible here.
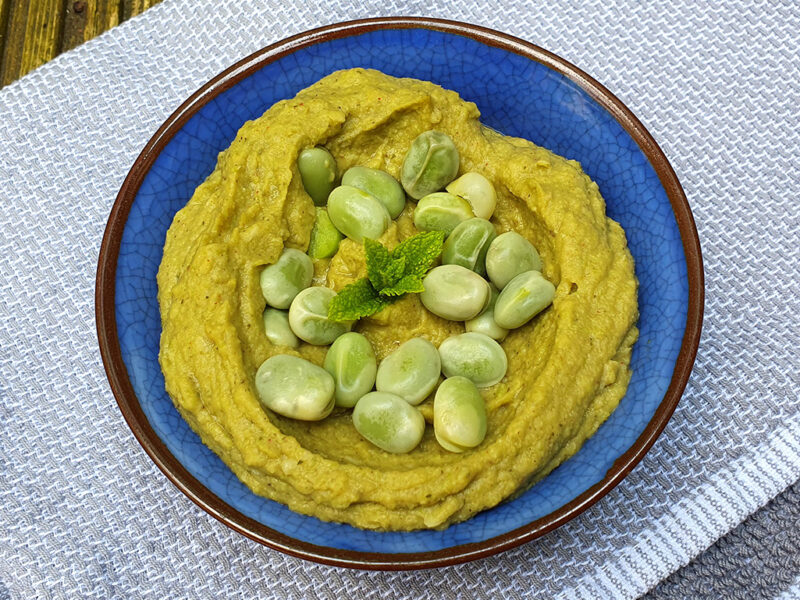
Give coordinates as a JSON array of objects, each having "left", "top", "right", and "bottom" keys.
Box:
[
  {"left": 441, "top": 217, "right": 496, "bottom": 275},
  {"left": 401, "top": 130, "right": 460, "bottom": 199},
  {"left": 413, "top": 192, "right": 474, "bottom": 235},
  {"left": 307, "top": 208, "right": 343, "bottom": 259},
  {"left": 446, "top": 172, "right": 497, "bottom": 220}
]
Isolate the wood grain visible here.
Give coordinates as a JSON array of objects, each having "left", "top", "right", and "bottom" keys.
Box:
[
  {"left": 1, "top": 0, "right": 65, "bottom": 86},
  {"left": 0, "top": 0, "right": 12, "bottom": 71},
  {"left": 62, "top": 0, "right": 122, "bottom": 52},
  {"left": 123, "top": 0, "right": 160, "bottom": 21},
  {"left": 0, "top": 0, "right": 161, "bottom": 87}
]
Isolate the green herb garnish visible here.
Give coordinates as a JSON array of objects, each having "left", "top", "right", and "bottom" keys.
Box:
[
  {"left": 328, "top": 231, "right": 445, "bottom": 321},
  {"left": 327, "top": 278, "right": 394, "bottom": 322}
]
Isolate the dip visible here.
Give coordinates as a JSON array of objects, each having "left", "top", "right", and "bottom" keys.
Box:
[{"left": 157, "top": 68, "right": 639, "bottom": 531}]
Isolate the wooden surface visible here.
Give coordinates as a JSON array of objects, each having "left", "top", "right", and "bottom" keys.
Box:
[{"left": 0, "top": 0, "right": 161, "bottom": 87}]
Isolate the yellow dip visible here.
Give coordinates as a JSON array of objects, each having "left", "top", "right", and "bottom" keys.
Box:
[{"left": 157, "top": 68, "right": 639, "bottom": 531}]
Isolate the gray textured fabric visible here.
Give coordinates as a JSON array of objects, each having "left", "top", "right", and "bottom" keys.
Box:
[
  {"left": 648, "top": 479, "right": 800, "bottom": 600},
  {"left": 1, "top": 1, "right": 799, "bottom": 598}
]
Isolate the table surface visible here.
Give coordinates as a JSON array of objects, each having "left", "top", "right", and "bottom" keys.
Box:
[
  {"left": 0, "top": 2, "right": 797, "bottom": 598},
  {"left": 0, "top": 0, "right": 161, "bottom": 87}
]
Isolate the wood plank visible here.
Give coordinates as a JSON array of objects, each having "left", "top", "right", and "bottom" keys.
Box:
[
  {"left": 62, "top": 0, "right": 123, "bottom": 53},
  {"left": 1, "top": 0, "right": 66, "bottom": 87},
  {"left": 0, "top": 0, "right": 12, "bottom": 71},
  {"left": 123, "top": 0, "right": 160, "bottom": 21},
  {"left": 0, "top": 0, "right": 162, "bottom": 88}
]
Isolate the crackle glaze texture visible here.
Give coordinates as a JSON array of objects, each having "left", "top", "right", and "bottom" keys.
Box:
[{"left": 115, "top": 28, "right": 686, "bottom": 552}]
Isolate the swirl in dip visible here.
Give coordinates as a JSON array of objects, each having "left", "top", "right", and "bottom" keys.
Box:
[{"left": 157, "top": 68, "right": 638, "bottom": 531}]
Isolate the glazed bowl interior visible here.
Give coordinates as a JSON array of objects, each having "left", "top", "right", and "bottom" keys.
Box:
[{"left": 99, "top": 19, "right": 701, "bottom": 568}]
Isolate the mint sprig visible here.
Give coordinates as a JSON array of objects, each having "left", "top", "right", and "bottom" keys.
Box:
[
  {"left": 390, "top": 231, "right": 447, "bottom": 278},
  {"left": 328, "top": 231, "right": 445, "bottom": 321},
  {"left": 327, "top": 278, "right": 395, "bottom": 322},
  {"left": 364, "top": 238, "right": 406, "bottom": 292}
]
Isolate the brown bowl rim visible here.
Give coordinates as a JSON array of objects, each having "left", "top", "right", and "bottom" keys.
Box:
[{"left": 95, "top": 16, "right": 704, "bottom": 570}]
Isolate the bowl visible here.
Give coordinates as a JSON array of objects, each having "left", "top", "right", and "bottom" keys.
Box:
[{"left": 96, "top": 17, "right": 703, "bottom": 569}]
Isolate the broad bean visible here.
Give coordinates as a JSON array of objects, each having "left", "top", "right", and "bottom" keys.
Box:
[
  {"left": 288, "top": 286, "right": 351, "bottom": 345},
  {"left": 260, "top": 248, "right": 313, "bottom": 309},
  {"left": 255, "top": 354, "right": 335, "bottom": 420},
  {"left": 324, "top": 332, "right": 377, "bottom": 408},
  {"left": 327, "top": 185, "right": 391, "bottom": 242},
  {"left": 438, "top": 332, "right": 508, "bottom": 388},
  {"left": 446, "top": 172, "right": 497, "bottom": 220},
  {"left": 493, "top": 270, "right": 555, "bottom": 329},
  {"left": 375, "top": 337, "right": 440, "bottom": 405},
  {"left": 420, "top": 265, "right": 491, "bottom": 321},
  {"left": 434, "top": 376, "right": 487, "bottom": 452},
  {"left": 352, "top": 392, "right": 425, "bottom": 453},
  {"left": 400, "top": 130, "right": 459, "bottom": 199},
  {"left": 485, "top": 232, "right": 542, "bottom": 289}
]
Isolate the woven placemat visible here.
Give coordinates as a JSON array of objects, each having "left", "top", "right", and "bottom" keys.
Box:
[{"left": 0, "top": 1, "right": 798, "bottom": 598}]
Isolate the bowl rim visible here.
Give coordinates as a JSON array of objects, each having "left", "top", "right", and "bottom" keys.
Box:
[{"left": 95, "top": 16, "right": 704, "bottom": 570}]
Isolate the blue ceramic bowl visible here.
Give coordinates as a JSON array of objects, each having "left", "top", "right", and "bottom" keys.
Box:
[{"left": 96, "top": 18, "right": 703, "bottom": 569}]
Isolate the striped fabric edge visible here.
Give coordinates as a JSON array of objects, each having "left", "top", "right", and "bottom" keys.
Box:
[{"left": 563, "top": 420, "right": 800, "bottom": 600}]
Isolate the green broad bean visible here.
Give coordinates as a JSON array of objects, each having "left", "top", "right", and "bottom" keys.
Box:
[
  {"left": 400, "top": 130, "right": 460, "bottom": 199},
  {"left": 464, "top": 284, "right": 508, "bottom": 341},
  {"left": 297, "top": 147, "right": 337, "bottom": 206},
  {"left": 420, "top": 264, "right": 491, "bottom": 321},
  {"left": 413, "top": 192, "right": 475, "bottom": 235},
  {"left": 445, "top": 172, "right": 497, "bottom": 220},
  {"left": 307, "top": 207, "right": 343, "bottom": 259},
  {"left": 324, "top": 332, "right": 378, "bottom": 408},
  {"left": 433, "top": 376, "right": 487, "bottom": 453},
  {"left": 260, "top": 248, "right": 314, "bottom": 310},
  {"left": 375, "top": 337, "right": 441, "bottom": 406},
  {"left": 352, "top": 392, "right": 426, "bottom": 454},
  {"left": 327, "top": 185, "right": 391, "bottom": 242},
  {"left": 288, "top": 286, "right": 351, "bottom": 345},
  {"left": 485, "top": 231, "right": 543, "bottom": 289},
  {"left": 262, "top": 308, "right": 300, "bottom": 348},
  {"left": 493, "top": 270, "right": 555, "bottom": 329},
  {"left": 255, "top": 354, "right": 335, "bottom": 421},
  {"left": 438, "top": 332, "right": 508, "bottom": 388},
  {"left": 441, "top": 217, "right": 497, "bottom": 275},
  {"left": 342, "top": 166, "right": 406, "bottom": 219}
]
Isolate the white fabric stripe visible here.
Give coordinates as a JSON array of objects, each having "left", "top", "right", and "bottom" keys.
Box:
[
  {"left": 776, "top": 577, "right": 800, "bottom": 600},
  {"left": 563, "top": 424, "right": 800, "bottom": 599}
]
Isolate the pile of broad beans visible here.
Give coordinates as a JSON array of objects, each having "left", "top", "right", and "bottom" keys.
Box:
[{"left": 255, "top": 131, "right": 554, "bottom": 454}]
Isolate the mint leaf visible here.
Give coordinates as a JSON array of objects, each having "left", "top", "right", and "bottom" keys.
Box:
[
  {"left": 380, "top": 255, "right": 407, "bottom": 289},
  {"left": 328, "top": 232, "right": 445, "bottom": 321},
  {"left": 365, "top": 238, "right": 405, "bottom": 291},
  {"left": 328, "top": 278, "right": 393, "bottom": 322},
  {"left": 379, "top": 274, "right": 425, "bottom": 297},
  {"left": 390, "top": 230, "right": 446, "bottom": 277},
  {"left": 364, "top": 238, "right": 390, "bottom": 282}
]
